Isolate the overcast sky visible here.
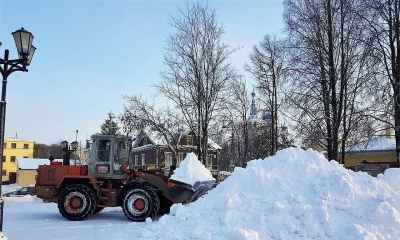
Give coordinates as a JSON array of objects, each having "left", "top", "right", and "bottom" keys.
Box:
[{"left": 0, "top": 0, "right": 284, "bottom": 145}]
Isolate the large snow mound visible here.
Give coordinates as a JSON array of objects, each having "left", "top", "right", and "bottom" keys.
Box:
[
  {"left": 378, "top": 168, "right": 400, "bottom": 191},
  {"left": 148, "top": 147, "right": 400, "bottom": 239},
  {"left": 170, "top": 152, "right": 215, "bottom": 185}
]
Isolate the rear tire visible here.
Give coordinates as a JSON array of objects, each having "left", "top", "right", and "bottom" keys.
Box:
[
  {"left": 122, "top": 186, "right": 160, "bottom": 221},
  {"left": 58, "top": 184, "right": 96, "bottom": 221}
]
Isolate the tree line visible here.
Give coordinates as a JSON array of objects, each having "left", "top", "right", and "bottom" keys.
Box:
[{"left": 105, "top": 0, "right": 400, "bottom": 170}]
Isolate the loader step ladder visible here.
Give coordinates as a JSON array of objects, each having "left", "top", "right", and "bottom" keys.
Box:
[{"left": 97, "top": 188, "right": 110, "bottom": 207}]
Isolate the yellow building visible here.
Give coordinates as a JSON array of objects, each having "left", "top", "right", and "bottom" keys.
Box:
[
  {"left": 17, "top": 158, "right": 49, "bottom": 186},
  {"left": 3, "top": 137, "right": 34, "bottom": 183},
  {"left": 343, "top": 136, "right": 396, "bottom": 168}
]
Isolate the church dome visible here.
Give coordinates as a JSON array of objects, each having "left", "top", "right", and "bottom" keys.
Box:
[{"left": 262, "top": 114, "right": 272, "bottom": 120}]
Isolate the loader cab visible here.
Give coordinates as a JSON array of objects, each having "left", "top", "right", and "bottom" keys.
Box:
[{"left": 88, "top": 135, "right": 131, "bottom": 180}]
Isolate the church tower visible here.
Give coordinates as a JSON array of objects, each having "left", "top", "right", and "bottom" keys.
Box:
[{"left": 249, "top": 91, "right": 257, "bottom": 123}]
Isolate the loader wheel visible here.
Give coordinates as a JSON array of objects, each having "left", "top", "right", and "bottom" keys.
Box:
[
  {"left": 122, "top": 186, "right": 160, "bottom": 222},
  {"left": 58, "top": 184, "right": 96, "bottom": 221}
]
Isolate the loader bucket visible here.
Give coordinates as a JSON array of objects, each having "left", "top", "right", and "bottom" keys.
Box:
[{"left": 167, "top": 179, "right": 216, "bottom": 204}]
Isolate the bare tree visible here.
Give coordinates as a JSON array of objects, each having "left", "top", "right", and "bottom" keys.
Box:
[
  {"left": 364, "top": 0, "right": 400, "bottom": 166},
  {"left": 120, "top": 95, "right": 186, "bottom": 166},
  {"left": 156, "top": 2, "right": 239, "bottom": 164},
  {"left": 283, "top": 0, "right": 378, "bottom": 163},
  {"left": 220, "top": 77, "right": 252, "bottom": 168},
  {"left": 246, "top": 35, "right": 286, "bottom": 156},
  {"left": 33, "top": 143, "right": 50, "bottom": 158}
]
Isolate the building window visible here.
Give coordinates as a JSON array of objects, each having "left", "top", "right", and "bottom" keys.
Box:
[
  {"left": 3, "top": 143, "right": 6, "bottom": 149},
  {"left": 165, "top": 152, "right": 172, "bottom": 167},
  {"left": 187, "top": 136, "right": 193, "bottom": 146},
  {"left": 2, "top": 170, "right": 6, "bottom": 176},
  {"left": 2, "top": 156, "right": 4, "bottom": 162},
  {"left": 11, "top": 156, "right": 16, "bottom": 163},
  {"left": 24, "top": 144, "right": 29, "bottom": 149},
  {"left": 134, "top": 155, "right": 138, "bottom": 165},
  {"left": 206, "top": 154, "right": 213, "bottom": 167},
  {"left": 177, "top": 153, "right": 184, "bottom": 166},
  {"left": 11, "top": 143, "right": 16, "bottom": 149},
  {"left": 141, "top": 154, "right": 145, "bottom": 165},
  {"left": 23, "top": 156, "right": 28, "bottom": 158}
]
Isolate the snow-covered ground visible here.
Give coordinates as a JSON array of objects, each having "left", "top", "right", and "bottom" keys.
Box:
[{"left": 2, "top": 147, "right": 400, "bottom": 239}]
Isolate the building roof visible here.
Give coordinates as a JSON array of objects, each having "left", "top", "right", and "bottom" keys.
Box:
[
  {"left": 132, "top": 131, "right": 169, "bottom": 148},
  {"left": 17, "top": 158, "right": 86, "bottom": 169},
  {"left": 17, "top": 158, "right": 50, "bottom": 170},
  {"left": 132, "top": 131, "right": 222, "bottom": 150},
  {"left": 4, "top": 138, "right": 34, "bottom": 143},
  {"left": 208, "top": 138, "right": 222, "bottom": 150},
  {"left": 345, "top": 136, "right": 396, "bottom": 152}
]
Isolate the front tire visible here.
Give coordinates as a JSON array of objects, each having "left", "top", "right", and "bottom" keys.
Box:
[
  {"left": 122, "top": 187, "right": 160, "bottom": 221},
  {"left": 58, "top": 184, "right": 96, "bottom": 221}
]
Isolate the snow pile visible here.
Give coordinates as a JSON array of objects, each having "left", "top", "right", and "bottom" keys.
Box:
[
  {"left": 170, "top": 152, "right": 215, "bottom": 185},
  {"left": 378, "top": 168, "right": 400, "bottom": 191},
  {"left": 0, "top": 231, "right": 7, "bottom": 240},
  {"left": 2, "top": 195, "right": 35, "bottom": 203},
  {"left": 1, "top": 184, "right": 36, "bottom": 202},
  {"left": 148, "top": 147, "right": 400, "bottom": 239}
]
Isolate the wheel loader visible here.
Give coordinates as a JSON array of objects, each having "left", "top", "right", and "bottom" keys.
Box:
[{"left": 29, "top": 135, "right": 215, "bottom": 221}]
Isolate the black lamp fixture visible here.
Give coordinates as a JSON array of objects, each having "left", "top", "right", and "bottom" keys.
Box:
[
  {"left": 11, "top": 27, "right": 34, "bottom": 61},
  {"left": 61, "top": 140, "right": 79, "bottom": 166},
  {"left": 0, "top": 27, "right": 36, "bottom": 232}
]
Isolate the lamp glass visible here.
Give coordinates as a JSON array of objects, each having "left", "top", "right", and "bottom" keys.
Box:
[
  {"left": 71, "top": 141, "right": 78, "bottom": 150},
  {"left": 11, "top": 28, "right": 34, "bottom": 57},
  {"left": 26, "top": 46, "right": 36, "bottom": 66},
  {"left": 61, "top": 141, "right": 68, "bottom": 150}
]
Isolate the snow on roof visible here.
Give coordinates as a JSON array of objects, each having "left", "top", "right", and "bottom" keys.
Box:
[
  {"left": 133, "top": 131, "right": 221, "bottom": 149},
  {"left": 5, "top": 138, "right": 34, "bottom": 142},
  {"left": 346, "top": 136, "right": 396, "bottom": 152},
  {"left": 17, "top": 158, "right": 86, "bottom": 169},
  {"left": 17, "top": 158, "right": 50, "bottom": 170},
  {"left": 133, "top": 131, "right": 168, "bottom": 148},
  {"left": 207, "top": 138, "right": 221, "bottom": 150}
]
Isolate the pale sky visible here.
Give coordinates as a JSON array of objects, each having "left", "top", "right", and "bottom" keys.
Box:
[{"left": 0, "top": 0, "right": 284, "bottom": 145}]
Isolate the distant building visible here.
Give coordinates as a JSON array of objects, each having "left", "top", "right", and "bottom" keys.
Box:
[
  {"left": 3, "top": 137, "right": 34, "bottom": 184},
  {"left": 343, "top": 136, "right": 396, "bottom": 168},
  {"left": 247, "top": 91, "right": 291, "bottom": 156},
  {"left": 131, "top": 131, "right": 221, "bottom": 176},
  {"left": 17, "top": 158, "right": 49, "bottom": 186}
]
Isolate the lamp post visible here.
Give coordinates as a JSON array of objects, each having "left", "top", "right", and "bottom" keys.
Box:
[
  {"left": 61, "top": 140, "right": 78, "bottom": 166},
  {"left": 0, "top": 27, "right": 36, "bottom": 231}
]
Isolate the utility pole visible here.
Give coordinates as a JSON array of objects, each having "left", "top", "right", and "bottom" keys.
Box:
[{"left": 75, "top": 130, "right": 78, "bottom": 165}]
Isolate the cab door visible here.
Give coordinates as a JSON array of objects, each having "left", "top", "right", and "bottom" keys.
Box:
[{"left": 94, "top": 138, "right": 112, "bottom": 177}]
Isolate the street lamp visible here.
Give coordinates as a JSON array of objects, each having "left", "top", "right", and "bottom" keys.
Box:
[
  {"left": 61, "top": 141, "right": 78, "bottom": 166},
  {"left": 0, "top": 27, "right": 36, "bottom": 231}
]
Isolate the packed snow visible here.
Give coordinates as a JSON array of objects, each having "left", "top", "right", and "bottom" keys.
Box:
[
  {"left": 378, "top": 168, "right": 400, "bottom": 191},
  {"left": 3, "top": 147, "right": 400, "bottom": 239},
  {"left": 1, "top": 184, "right": 35, "bottom": 203},
  {"left": 170, "top": 152, "right": 215, "bottom": 185}
]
